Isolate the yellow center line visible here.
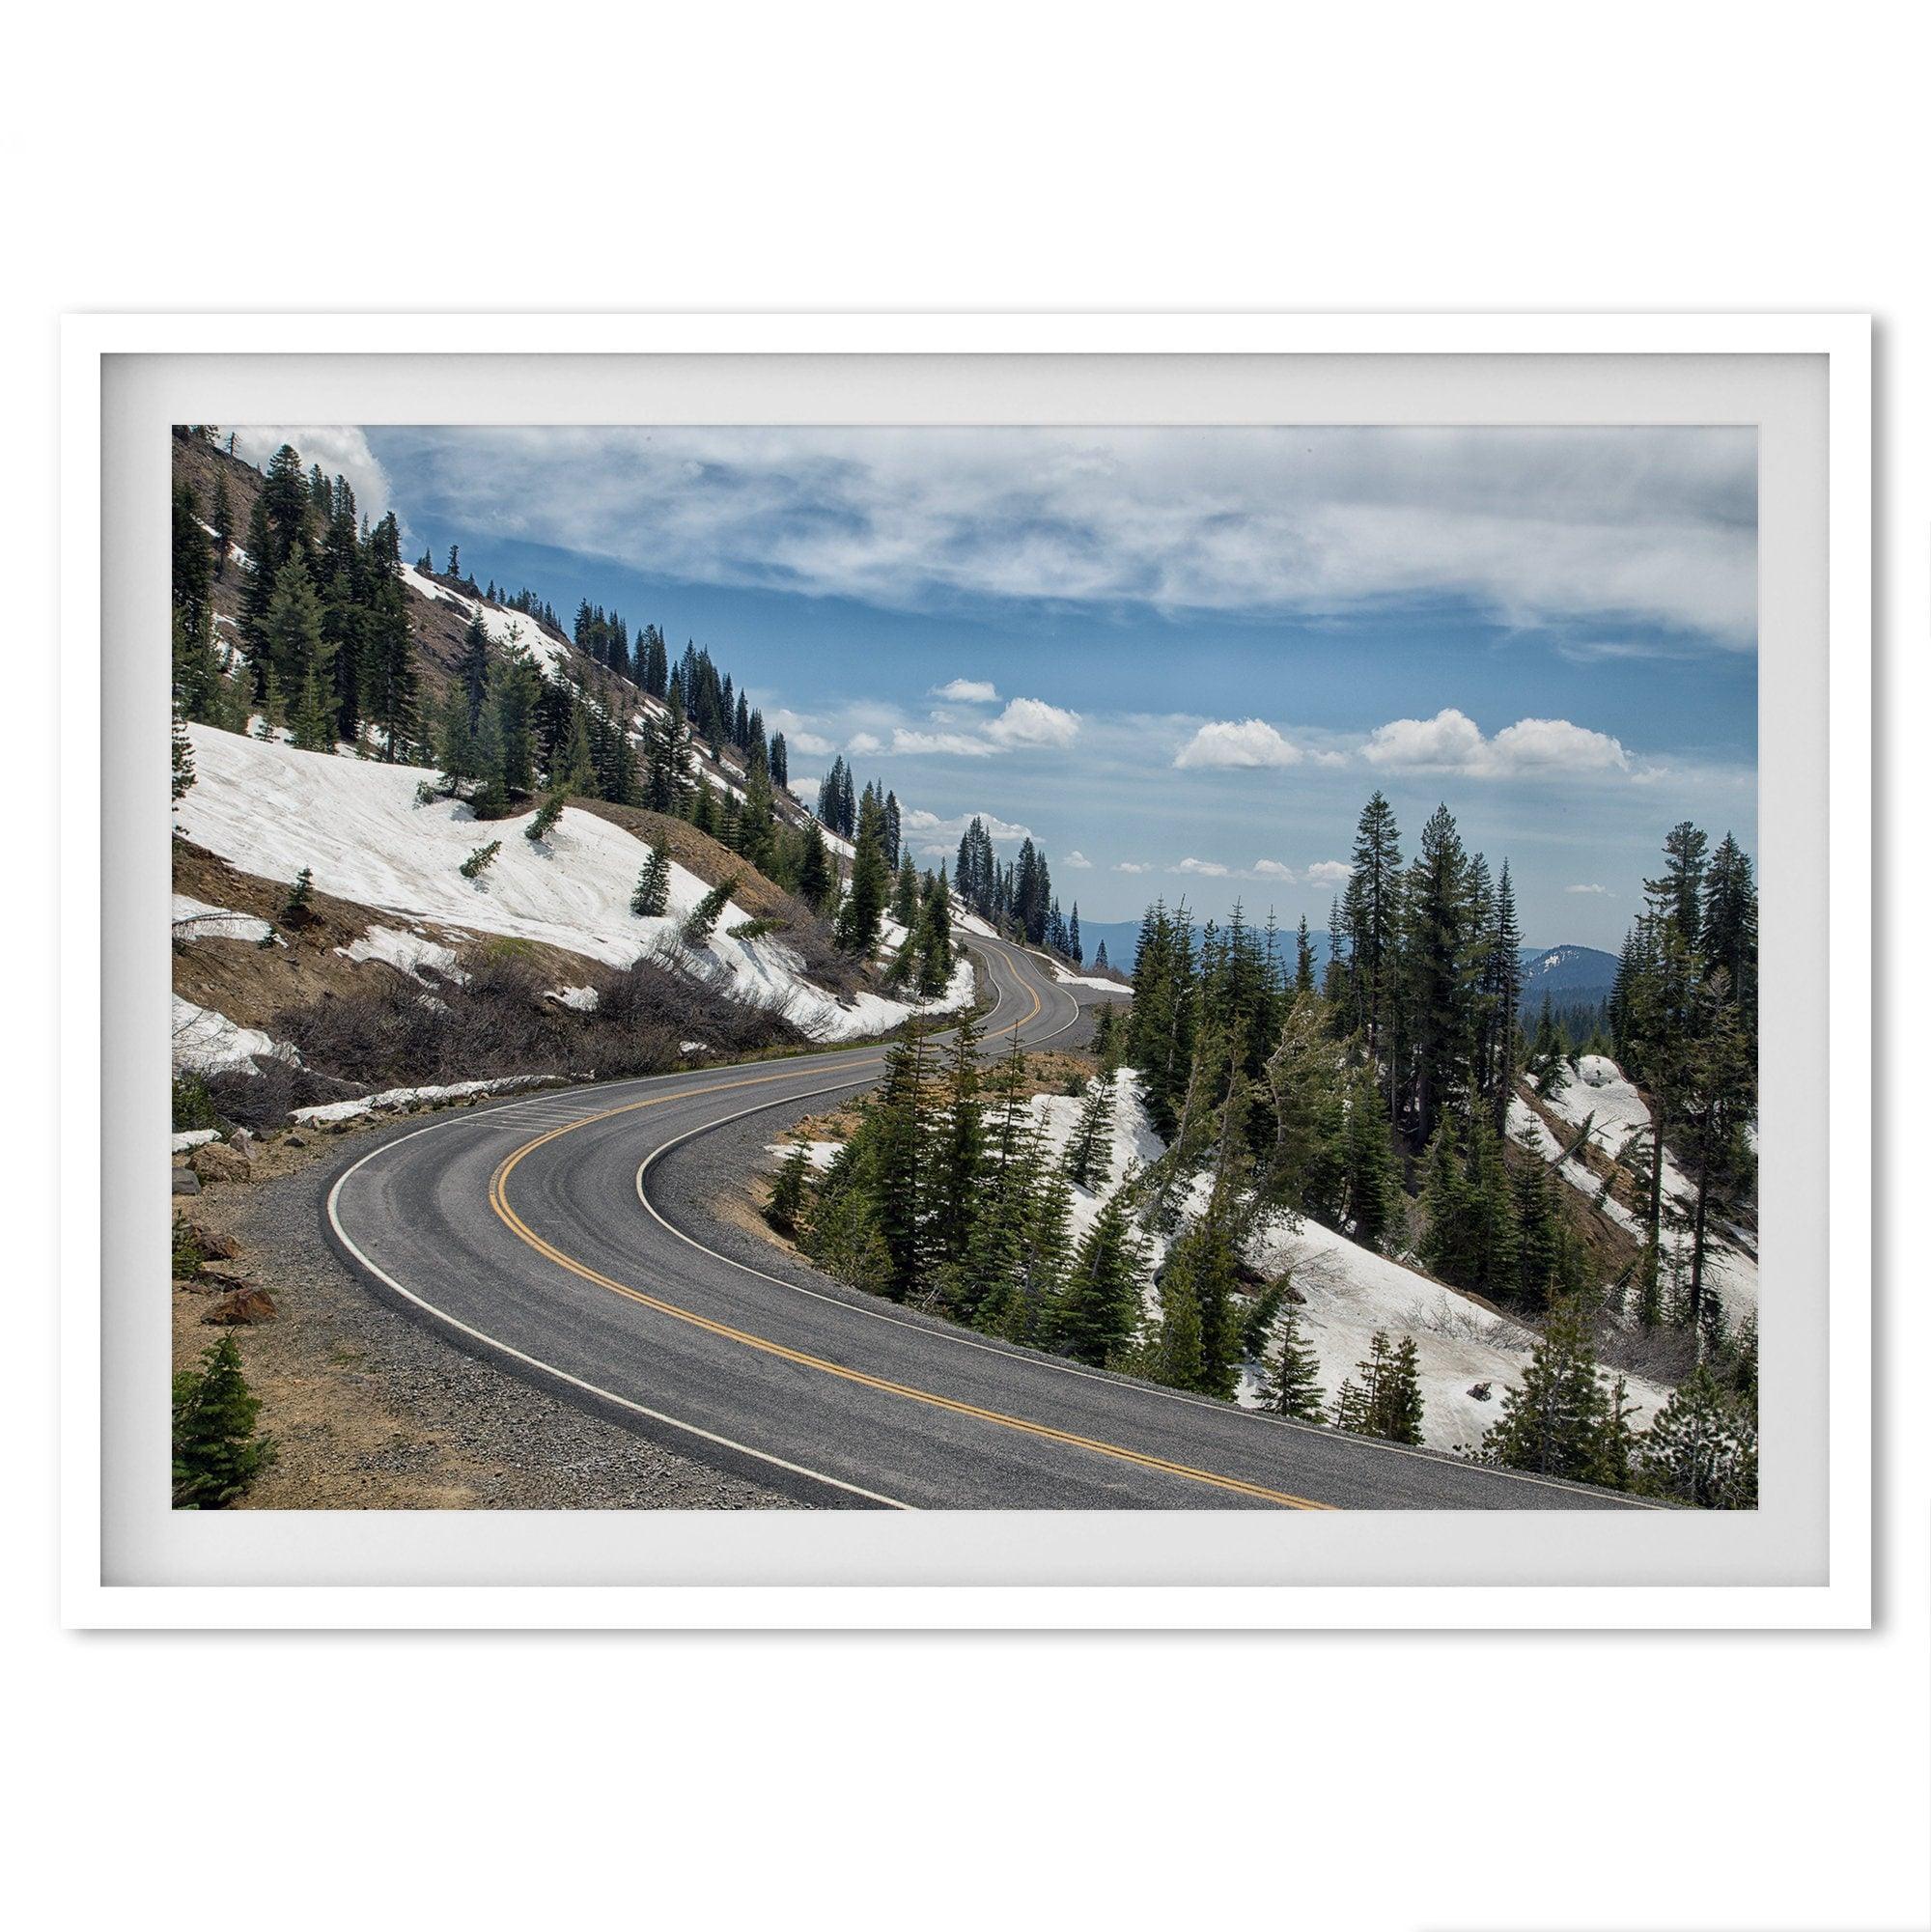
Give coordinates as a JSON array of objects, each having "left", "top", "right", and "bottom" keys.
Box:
[{"left": 484, "top": 983, "right": 1333, "bottom": 1509}]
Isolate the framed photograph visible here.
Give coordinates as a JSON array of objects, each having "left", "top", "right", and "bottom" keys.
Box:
[{"left": 63, "top": 314, "right": 1869, "bottom": 1627}]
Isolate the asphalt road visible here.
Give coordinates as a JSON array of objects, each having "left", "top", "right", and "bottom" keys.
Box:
[{"left": 324, "top": 933, "right": 1648, "bottom": 1509}]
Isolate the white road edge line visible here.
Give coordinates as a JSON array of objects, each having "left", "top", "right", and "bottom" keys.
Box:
[{"left": 324, "top": 1094, "right": 912, "bottom": 1511}]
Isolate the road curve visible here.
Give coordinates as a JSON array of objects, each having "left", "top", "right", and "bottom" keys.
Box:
[{"left": 324, "top": 933, "right": 1648, "bottom": 1509}]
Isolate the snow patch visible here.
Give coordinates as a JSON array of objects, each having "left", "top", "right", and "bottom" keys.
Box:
[
  {"left": 172, "top": 894, "right": 275, "bottom": 945},
  {"left": 546, "top": 985, "right": 600, "bottom": 1012},
  {"left": 171, "top": 1129, "right": 220, "bottom": 1153},
  {"left": 336, "top": 925, "right": 466, "bottom": 982},
  {"left": 172, "top": 995, "right": 294, "bottom": 1075},
  {"left": 292, "top": 1075, "right": 556, "bottom": 1127}
]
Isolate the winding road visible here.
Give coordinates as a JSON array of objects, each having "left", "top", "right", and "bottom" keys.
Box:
[{"left": 324, "top": 934, "right": 1647, "bottom": 1509}]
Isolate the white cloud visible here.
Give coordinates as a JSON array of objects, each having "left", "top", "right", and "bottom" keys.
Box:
[
  {"left": 369, "top": 424, "right": 1756, "bottom": 647},
  {"left": 1173, "top": 717, "right": 1303, "bottom": 770},
  {"left": 890, "top": 727, "right": 1000, "bottom": 757},
  {"left": 231, "top": 427, "right": 393, "bottom": 525},
  {"left": 1176, "top": 857, "right": 1232, "bottom": 877},
  {"left": 789, "top": 730, "right": 835, "bottom": 757},
  {"left": 1305, "top": 859, "right": 1353, "bottom": 888},
  {"left": 846, "top": 731, "right": 883, "bottom": 755},
  {"left": 932, "top": 678, "right": 999, "bottom": 703},
  {"left": 1361, "top": 707, "right": 1630, "bottom": 778},
  {"left": 1115, "top": 861, "right": 1154, "bottom": 875},
  {"left": 1490, "top": 716, "right": 1631, "bottom": 774},
  {"left": 1565, "top": 882, "right": 1610, "bottom": 895},
  {"left": 1064, "top": 850, "right": 1093, "bottom": 868},
  {"left": 984, "top": 697, "right": 1081, "bottom": 748},
  {"left": 1250, "top": 859, "right": 1297, "bottom": 881}
]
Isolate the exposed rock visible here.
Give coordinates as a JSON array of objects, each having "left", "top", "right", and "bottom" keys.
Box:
[
  {"left": 199, "top": 1258, "right": 261, "bottom": 1290},
  {"left": 180, "top": 1218, "right": 239, "bottom": 1261},
  {"left": 227, "top": 1128, "right": 258, "bottom": 1158},
  {"left": 171, "top": 1166, "right": 202, "bottom": 1196},
  {"left": 204, "top": 1285, "right": 277, "bottom": 1325},
  {"left": 191, "top": 1141, "right": 253, "bottom": 1183}
]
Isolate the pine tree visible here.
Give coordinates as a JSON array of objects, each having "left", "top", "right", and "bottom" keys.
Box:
[
  {"left": 682, "top": 874, "right": 738, "bottom": 946},
  {"left": 1156, "top": 1216, "right": 1243, "bottom": 1397},
  {"left": 1330, "top": 1330, "right": 1423, "bottom": 1444},
  {"left": 1062, "top": 1074, "right": 1115, "bottom": 1190},
  {"left": 766, "top": 1142, "right": 813, "bottom": 1238},
  {"left": 525, "top": 791, "right": 565, "bottom": 844},
  {"left": 209, "top": 469, "right": 234, "bottom": 577},
  {"left": 1342, "top": 792, "right": 1402, "bottom": 1054},
  {"left": 1637, "top": 1362, "right": 1757, "bottom": 1508},
  {"left": 928, "top": 1005, "right": 985, "bottom": 1279},
  {"left": 835, "top": 789, "right": 891, "bottom": 955},
  {"left": 172, "top": 1334, "right": 275, "bottom": 1507},
  {"left": 1051, "top": 1189, "right": 1148, "bottom": 1367},
  {"left": 631, "top": 841, "right": 672, "bottom": 917},
  {"left": 281, "top": 867, "right": 315, "bottom": 925},
  {"left": 1254, "top": 1297, "right": 1326, "bottom": 1419},
  {"left": 796, "top": 825, "right": 834, "bottom": 915},
  {"left": 1478, "top": 1300, "right": 1628, "bottom": 1486},
  {"left": 461, "top": 611, "right": 490, "bottom": 731}
]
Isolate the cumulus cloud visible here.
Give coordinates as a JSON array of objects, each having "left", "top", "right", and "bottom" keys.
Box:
[
  {"left": 1250, "top": 859, "right": 1297, "bottom": 881},
  {"left": 932, "top": 678, "right": 999, "bottom": 703},
  {"left": 1176, "top": 857, "right": 1232, "bottom": 877},
  {"left": 788, "top": 730, "right": 835, "bottom": 756},
  {"left": 983, "top": 697, "right": 1080, "bottom": 748},
  {"left": 1565, "top": 882, "right": 1610, "bottom": 895},
  {"left": 846, "top": 731, "right": 883, "bottom": 755},
  {"left": 1361, "top": 707, "right": 1630, "bottom": 778},
  {"left": 1115, "top": 861, "right": 1154, "bottom": 875},
  {"left": 1305, "top": 859, "right": 1353, "bottom": 888},
  {"left": 366, "top": 424, "right": 1756, "bottom": 648},
  {"left": 1064, "top": 850, "right": 1093, "bottom": 868},
  {"left": 1173, "top": 717, "right": 1304, "bottom": 770},
  {"left": 233, "top": 427, "right": 394, "bottom": 525}
]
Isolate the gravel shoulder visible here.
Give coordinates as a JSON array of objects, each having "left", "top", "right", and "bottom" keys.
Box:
[{"left": 173, "top": 1104, "right": 803, "bottom": 1511}]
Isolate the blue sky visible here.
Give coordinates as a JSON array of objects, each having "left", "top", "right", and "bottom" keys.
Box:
[{"left": 243, "top": 425, "right": 1758, "bottom": 947}]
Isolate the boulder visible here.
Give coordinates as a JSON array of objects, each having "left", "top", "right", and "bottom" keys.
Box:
[
  {"left": 180, "top": 1218, "right": 239, "bottom": 1261},
  {"left": 227, "top": 1129, "right": 258, "bottom": 1158},
  {"left": 204, "top": 1285, "right": 277, "bottom": 1326},
  {"left": 191, "top": 1141, "right": 253, "bottom": 1184},
  {"left": 171, "top": 1166, "right": 202, "bottom": 1196}
]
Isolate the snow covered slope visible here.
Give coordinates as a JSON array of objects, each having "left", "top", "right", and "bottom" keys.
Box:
[
  {"left": 177, "top": 725, "right": 966, "bottom": 1043},
  {"left": 1536, "top": 1057, "right": 1758, "bottom": 1315}
]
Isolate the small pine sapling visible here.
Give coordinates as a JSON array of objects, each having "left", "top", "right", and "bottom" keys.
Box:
[
  {"left": 461, "top": 839, "right": 502, "bottom": 882},
  {"left": 280, "top": 867, "right": 316, "bottom": 927},
  {"left": 766, "top": 1142, "right": 813, "bottom": 1237},
  {"left": 630, "top": 842, "right": 672, "bottom": 916},
  {"left": 525, "top": 792, "right": 566, "bottom": 844},
  {"left": 682, "top": 874, "right": 739, "bottom": 946},
  {"left": 171, "top": 1334, "right": 275, "bottom": 1508}
]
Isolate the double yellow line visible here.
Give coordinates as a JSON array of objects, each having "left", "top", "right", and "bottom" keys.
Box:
[{"left": 487, "top": 1022, "right": 1331, "bottom": 1508}]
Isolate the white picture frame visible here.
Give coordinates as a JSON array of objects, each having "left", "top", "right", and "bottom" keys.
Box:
[{"left": 63, "top": 313, "right": 1871, "bottom": 1629}]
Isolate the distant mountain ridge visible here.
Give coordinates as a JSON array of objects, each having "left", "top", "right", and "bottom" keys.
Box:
[{"left": 1073, "top": 919, "right": 1617, "bottom": 998}]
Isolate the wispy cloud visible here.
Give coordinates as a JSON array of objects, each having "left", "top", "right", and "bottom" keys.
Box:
[
  {"left": 932, "top": 678, "right": 999, "bottom": 703},
  {"left": 1565, "top": 882, "right": 1610, "bottom": 895},
  {"left": 370, "top": 425, "right": 1757, "bottom": 647}
]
